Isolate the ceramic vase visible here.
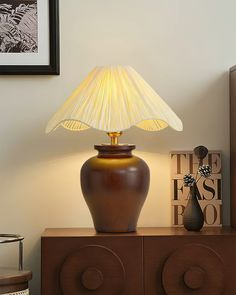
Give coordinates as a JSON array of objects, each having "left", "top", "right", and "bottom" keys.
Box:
[
  {"left": 80, "top": 144, "right": 150, "bottom": 233},
  {"left": 183, "top": 183, "right": 204, "bottom": 231}
]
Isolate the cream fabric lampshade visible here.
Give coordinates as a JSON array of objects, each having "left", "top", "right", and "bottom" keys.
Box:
[{"left": 46, "top": 66, "right": 183, "bottom": 133}]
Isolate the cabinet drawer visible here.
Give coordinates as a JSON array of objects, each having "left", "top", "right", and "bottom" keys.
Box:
[
  {"left": 144, "top": 235, "right": 236, "bottom": 295},
  {"left": 41, "top": 236, "right": 143, "bottom": 295}
]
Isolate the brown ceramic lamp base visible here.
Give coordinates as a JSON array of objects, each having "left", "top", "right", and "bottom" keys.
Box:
[{"left": 80, "top": 144, "right": 150, "bottom": 233}]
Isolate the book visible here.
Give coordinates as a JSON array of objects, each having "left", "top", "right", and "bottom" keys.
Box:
[{"left": 171, "top": 151, "right": 222, "bottom": 227}]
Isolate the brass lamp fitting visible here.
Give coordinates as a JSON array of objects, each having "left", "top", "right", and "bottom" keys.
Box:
[{"left": 107, "top": 132, "right": 123, "bottom": 145}]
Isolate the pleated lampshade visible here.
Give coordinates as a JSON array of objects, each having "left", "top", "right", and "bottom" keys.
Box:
[{"left": 46, "top": 66, "right": 183, "bottom": 133}]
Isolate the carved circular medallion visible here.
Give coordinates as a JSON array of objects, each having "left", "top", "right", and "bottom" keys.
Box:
[
  {"left": 162, "top": 244, "right": 224, "bottom": 295},
  {"left": 81, "top": 267, "right": 104, "bottom": 290},
  {"left": 60, "top": 245, "right": 125, "bottom": 295},
  {"left": 184, "top": 266, "right": 205, "bottom": 289}
]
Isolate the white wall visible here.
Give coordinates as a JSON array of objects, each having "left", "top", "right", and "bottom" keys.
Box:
[{"left": 0, "top": 0, "right": 235, "bottom": 293}]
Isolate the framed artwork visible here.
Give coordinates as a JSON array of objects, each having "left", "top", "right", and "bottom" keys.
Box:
[
  {"left": 171, "top": 151, "right": 222, "bottom": 227},
  {"left": 0, "top": 0, "right": 59, "bottom": 75}
]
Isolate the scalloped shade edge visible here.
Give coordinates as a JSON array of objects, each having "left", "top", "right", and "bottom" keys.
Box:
[{"left": 46, "top": 66, "right": 183, "bottom": 133}]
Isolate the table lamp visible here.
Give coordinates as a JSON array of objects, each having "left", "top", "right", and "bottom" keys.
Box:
[{"left": 46, "top": 66, "right": 183, "bottom": 233}]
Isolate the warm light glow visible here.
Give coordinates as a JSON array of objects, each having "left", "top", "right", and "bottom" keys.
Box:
[{"left": 46, "top": 66, "right": 183, "bottom": 133}]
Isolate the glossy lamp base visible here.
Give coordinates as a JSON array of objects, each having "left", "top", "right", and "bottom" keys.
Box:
[{"left": 80, "top": 144, "right": 150, "bottom": 233}]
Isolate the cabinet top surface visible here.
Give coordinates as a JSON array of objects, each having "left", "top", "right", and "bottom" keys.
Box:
[{"left": 42, "top": 227, "right": 236, "bottom": 238}]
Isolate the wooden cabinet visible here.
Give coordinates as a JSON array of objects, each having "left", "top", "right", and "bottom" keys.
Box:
[{"left": 41, "top": 227, "right": 236, "bottom": 295}]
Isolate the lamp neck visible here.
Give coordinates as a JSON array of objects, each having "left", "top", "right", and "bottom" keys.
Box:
[
  {"left": 107, "top": 132, "right": 123, "bottom": 145},
  {"left": 95, "top": 144, "right": 136, "bottom": 158}
]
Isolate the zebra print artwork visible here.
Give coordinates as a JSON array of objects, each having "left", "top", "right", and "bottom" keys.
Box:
[{"left": 0, "top": 0, "right": 37, "bottom": 53}]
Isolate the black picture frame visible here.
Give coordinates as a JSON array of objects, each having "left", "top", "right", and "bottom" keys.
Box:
[{"left": 0, "top": 0, "right": 60, "bottom": 75}]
